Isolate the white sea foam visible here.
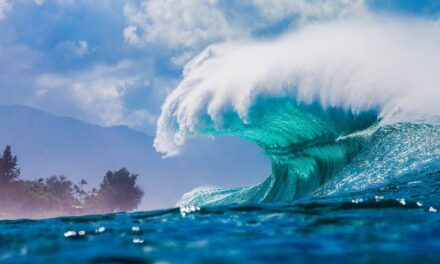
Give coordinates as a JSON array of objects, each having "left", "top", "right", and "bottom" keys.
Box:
[{"left": 155, "top": 15, "right": 440, "bottom": 157}]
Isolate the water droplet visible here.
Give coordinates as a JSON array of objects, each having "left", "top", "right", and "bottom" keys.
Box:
[
  {"left": 374, "top": 196, "right": 384, "bottom": 201},
  {"left": 179, "top": 204, "right": 201, "bottom": 217},
  {"left": 133, "top": 238, "right": 144, "bottom": 244},
  {"left": 64, "top": 231, "right": 76, "bottom": 237},
  {"left": 351, "top": 198, "right": 363, "bottom": 204}
]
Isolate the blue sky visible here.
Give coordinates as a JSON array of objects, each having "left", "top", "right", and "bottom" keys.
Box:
[{"left": 0, "top": 0, "right": 438, "bottom": 135}]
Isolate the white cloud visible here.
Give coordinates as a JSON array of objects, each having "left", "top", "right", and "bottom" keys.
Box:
[
  {"left": 56, "top": 40, "right": 89, "bottom": 57},
  {"left": 123, "top": 0, "right": 366, "bottom": 48},
  {"left": 36, "top": 61, "right": 155, "bottom": 129},
  {"left": 123, "top": 25, "right": 140, "bottom": 45},
  {"left": 251, "top": 0, "right": 365, "bottom": 22},
  {"left": 123, "top": 0, "right": 240, "bottom": 47},
  {"left": 0, "top": 0, "right": 12, "bottom": 20}
]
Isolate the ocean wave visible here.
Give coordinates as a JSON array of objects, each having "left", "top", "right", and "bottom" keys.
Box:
[{"left": 154, "top": 15, "right": 440, "bottom": 206}]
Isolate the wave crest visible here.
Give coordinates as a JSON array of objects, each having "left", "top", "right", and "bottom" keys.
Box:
[{"left": 154, "top": 15, "right": 440, "bottom": 206}]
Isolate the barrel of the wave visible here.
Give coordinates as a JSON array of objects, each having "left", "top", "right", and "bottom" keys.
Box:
[{"left": 183, "top": 98, "right": 379, "bottom": 206}]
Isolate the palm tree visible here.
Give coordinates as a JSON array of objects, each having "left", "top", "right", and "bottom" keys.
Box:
[
  {"left": 79, "top": 179, "right": 88, "bottom": 193},
  {"left": 0, "top": 145, "right": 20, "bottom": 184}
]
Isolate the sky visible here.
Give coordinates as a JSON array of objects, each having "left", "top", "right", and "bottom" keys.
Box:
[{"left": 0, "top": 0, "right": 437, "bottom": 136}]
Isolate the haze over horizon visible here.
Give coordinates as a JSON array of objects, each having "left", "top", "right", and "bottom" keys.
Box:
[{"left": 0, "top": 104, "right": 269, "bottom": 210}]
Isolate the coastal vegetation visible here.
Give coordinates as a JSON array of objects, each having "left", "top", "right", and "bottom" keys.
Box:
[{"left": 0, "top": 145, "right": 144, "bottom": 219}]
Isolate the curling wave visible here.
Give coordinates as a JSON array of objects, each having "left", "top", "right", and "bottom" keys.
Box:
[{"left": 154, "top": 16, "right": 440, "bottom": 206}]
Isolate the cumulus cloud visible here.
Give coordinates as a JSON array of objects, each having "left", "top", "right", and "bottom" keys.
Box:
[
  {"left": 123, "top": 0, "right": 235, "bottom": 47},
  {"left": 0, "top": 0, "right": 11, "bottom": 20},
  {"left": 123, "top": 25, "right": 140, "bottom": 45},
  {"left": 36, "top": 61, "right": 156, "bottom": 129},
  {"left": 123, "top": 0, "right": 365, "bottom": 48},
  {"left": 55, "top": 40, "right": 89, "bottom": 57}
]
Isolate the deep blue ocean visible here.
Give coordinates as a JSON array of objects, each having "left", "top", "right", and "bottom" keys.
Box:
[{"left": 1, "top": 183, "right": 439, "bottom": 263}]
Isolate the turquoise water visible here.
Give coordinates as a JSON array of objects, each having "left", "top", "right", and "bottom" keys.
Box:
[
  {"left": 177, "top": 99, "right": 438, "bottom": 208},
  {"left": 1, "top": 100, "right": 439, "bottom": 263}
]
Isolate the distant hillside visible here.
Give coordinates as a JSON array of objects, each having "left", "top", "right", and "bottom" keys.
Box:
[{"left": 0, "top": 105, "right": 269, "bottom": 210}]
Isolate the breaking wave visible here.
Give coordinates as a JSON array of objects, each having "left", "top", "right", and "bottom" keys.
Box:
[{"left": 153, "top": 16, "right": 440, "bottom": 206}]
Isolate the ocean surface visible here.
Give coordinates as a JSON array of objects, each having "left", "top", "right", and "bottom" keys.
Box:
[
  {"left": 1, "top": 174, "right": 440, "bottom": 263},
  {"left": 1, "top": 124, "right": 439, "bottom": 263}
]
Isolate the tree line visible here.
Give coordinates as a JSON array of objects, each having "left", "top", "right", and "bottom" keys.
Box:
[{"left": 0, "top": 145, "right": 144, "bottom": 219}]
